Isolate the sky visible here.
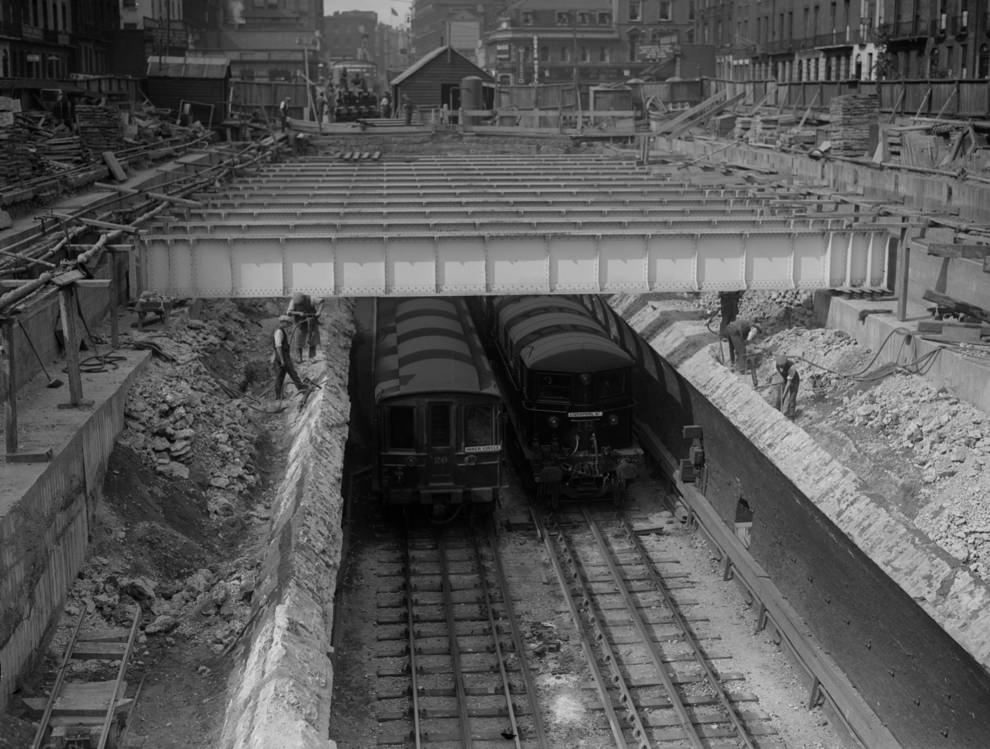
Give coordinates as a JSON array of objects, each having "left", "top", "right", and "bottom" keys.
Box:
[{"left": 323, "top": 0, "right": 409, "bottom": 27}]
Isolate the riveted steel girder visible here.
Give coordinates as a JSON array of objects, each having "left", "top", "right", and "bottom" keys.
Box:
[{"left": 141, "top": 226, "right": 889, "bottom": 298}]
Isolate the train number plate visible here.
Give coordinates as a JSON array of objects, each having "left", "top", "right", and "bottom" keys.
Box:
[
  {"left": 567, "top": 411, "right": 603, "bottom": 419},
  {"left": 464, "top": 445, "right": 499, "bottom": 453}
]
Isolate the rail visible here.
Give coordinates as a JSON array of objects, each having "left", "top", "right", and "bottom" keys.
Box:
[
  {"left": 642, "top": 426, "right": 900, "bottom": 748},
  {"left": 384, "top": 522, "right": 547, "bottom": 747},
  {"left": 538, "top": 512, "right": 634, "bottom": 747}
]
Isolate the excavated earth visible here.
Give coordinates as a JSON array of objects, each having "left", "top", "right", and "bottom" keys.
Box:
[{"left": 2, "top": 136, "right": 988, "bottom": 747}]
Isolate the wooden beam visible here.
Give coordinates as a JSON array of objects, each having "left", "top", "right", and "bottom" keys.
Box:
[
  {"left": 2, "top": 317, "right": 16, "bottom": 455},
  {"left": 923, "top": 289, "right": 990, "bottom": 323},
  {"left": 922, "top": 243, "right": 990, "bottom": 260},
  {"left": 57, "top": 287, "right": 86, "bottom": 407},
  {"left": 50, "top": 213, "right": 142, "bottom": 234},
  {"left": 94, "top": 183, "right": 201, "bottom": 207},
  {"left": 895, "top": 221, "right": 911, "bottom": 322}
]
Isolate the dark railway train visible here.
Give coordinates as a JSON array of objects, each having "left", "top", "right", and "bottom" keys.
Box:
[
  {"left": 372, "top": 297, "right": 505, "bottom": 511},
  {"left": 483, "top": 295, "right": 643, "bottom": 505}
]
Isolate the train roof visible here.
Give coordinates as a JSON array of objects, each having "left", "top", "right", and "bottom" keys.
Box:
[
  {"left": 495, "top": 296, "right": 634, "bottom": 372},
  {"left": 375, "top": 297, "right": 500, "bottom": 402}
]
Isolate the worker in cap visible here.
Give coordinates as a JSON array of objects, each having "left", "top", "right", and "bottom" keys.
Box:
[
  {"left": 272, "top": 314, "right": 307, "bottom": 400},
  {"left": 774, "top": 354, "right": 800, "bottom": 417},
  {"left": 286, "top": 292, "right": 323, "bottom": 362},
  {"left": 721, "top": 319, "right": 760, "bottom": 373}
]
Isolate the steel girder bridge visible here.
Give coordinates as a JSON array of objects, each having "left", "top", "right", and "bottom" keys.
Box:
[{"left": 139, "top": 154, "right": 892, "bottom": 298}]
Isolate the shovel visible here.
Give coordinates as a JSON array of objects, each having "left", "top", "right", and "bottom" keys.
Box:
[{"left": 17, "top": 320, "right": 64, "bottom": 388}]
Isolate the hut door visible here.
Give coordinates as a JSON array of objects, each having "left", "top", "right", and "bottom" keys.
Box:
[
  {"left": 441, "top": 83, "right": 461, "bottom": 121},
  {"left": 427, "top": 403, "right": 454, "bottom": 484}
]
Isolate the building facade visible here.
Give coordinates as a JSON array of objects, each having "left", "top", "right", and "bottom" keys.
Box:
[
  {"left": 0, "top": 1, "right": 128, "bottom": 81},
  {"left": 484, "top": 2, "right": 624, "bottom": 85},
  {"left": 194, "top": 0, "right": 321, "bottom": 82},
  {"left": 699, "top": 0, "right": 990, "bottom": 83}
]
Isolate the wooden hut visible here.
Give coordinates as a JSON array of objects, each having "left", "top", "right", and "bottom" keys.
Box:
[
  {"left": 145, "top": 56, "right": 230, "bottom": 127},
  {"left": 390, "top": 46, "right": 492, "bottom": 120}
]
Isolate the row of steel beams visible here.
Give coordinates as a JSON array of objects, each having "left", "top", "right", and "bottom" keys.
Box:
[
  {"left": 142, "top": 228, "right": 887, "bottom": 297},
  {"left": 140, "top": 156, "right": 889, "bottom": 297},
  {"left": 158, "top": 217, "right": 865, "bottom": 236}
]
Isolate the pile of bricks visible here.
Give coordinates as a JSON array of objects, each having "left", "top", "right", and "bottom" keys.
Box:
[
  {"left": 76, "top": 105, "right": 125, "bottom": 154},
  {"left": 828, "top": 93, "right": 879, "bottom": 157}
]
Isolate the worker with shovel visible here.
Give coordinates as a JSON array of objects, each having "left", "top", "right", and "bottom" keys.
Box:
[
  {"left": 286, "top": 292, "right": 322, "bottom": 363},
  {"left": 774, "top": 355, "right": 800, "bottom": 417},
  {"left": 272, "top": 315, "right": 309, "bottom": 400}
]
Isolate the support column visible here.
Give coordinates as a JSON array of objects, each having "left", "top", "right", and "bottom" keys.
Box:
[
  {"left": 2, "top": 317, "right": 16, "bottom": 455},
  {"left": 57, "top": 285, "right": 87, "bottom": 407}
]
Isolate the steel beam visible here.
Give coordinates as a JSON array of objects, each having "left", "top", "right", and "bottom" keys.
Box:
[{"left": 142, "top": 227, "right": 890, "bottom": 298}]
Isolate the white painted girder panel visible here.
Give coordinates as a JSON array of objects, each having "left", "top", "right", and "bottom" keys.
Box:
[{"left": 142, "top": 228, "right": 890, "bottom": 298}]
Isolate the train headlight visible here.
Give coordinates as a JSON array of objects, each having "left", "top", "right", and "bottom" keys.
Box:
[
  {"left": 405, "top": 456, "right": 418, "bottom": 466},
  {"left": 465, "top": 454, "right": 477, "bottom": 465},
  {"left": 608, "top": 413, "right": 619, "bottom": 426},
  {"left": 580, "top": 373, "right": 592, "bottom": 385},
  {"left": 548, "top": 415, "right": 560, "bottom": 428}
]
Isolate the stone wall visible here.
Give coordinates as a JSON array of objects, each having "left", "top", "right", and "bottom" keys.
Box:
[
  {"left": 609, "top": 296, "right": 990, "bottom": 748},
  {"left": 218, "top": 303, "right": 353, "bottom": 749}
]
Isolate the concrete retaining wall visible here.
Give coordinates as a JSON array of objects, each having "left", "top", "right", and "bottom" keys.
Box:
[
  {"left": 0, "top": 353, "right": 150, "bottom": 708},
  {"left": 612, "top": 297, "right": 990, "bottom": 748},
  {"left": 219, "top": 305, "right": 353, "bottom": 749}
]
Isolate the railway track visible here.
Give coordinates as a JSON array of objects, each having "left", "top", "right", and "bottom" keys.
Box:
[
  {"left": 372, "top": 517, "right": 549, "bottom": 748},
  {"left": 536, "top": 506, "right": 778, "bottom": 748}
]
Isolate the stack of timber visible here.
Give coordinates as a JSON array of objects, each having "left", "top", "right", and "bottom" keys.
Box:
[
  {"left": 828, "top": 92, "right": 879, "bottom": 157},
  {"left": 76, "top": 105, "right": 125, "bottom": 154},
  {"left": 0, "top": 116, "right": 47, "bottom": 184},
  {"left": 37, "top": 135, "right": 87, "bottom": 164},
  {"left": 732, "top": 115, "right": 754, "bottom": 140},
  {"left": 779, "top": 127, "right": 818, "bottom": 150}
]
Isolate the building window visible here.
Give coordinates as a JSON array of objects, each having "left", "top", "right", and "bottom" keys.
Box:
[
  {"left": 629, "top": 1, "right": 641, "bottom": 22},
  {"left": 659, "top": 1, "right": 672, "bottom": 21},
  {"left": 561, "top": 45, "right": 571, "bottom": 62},
  {"left": 978, "top": 44, "right": 989, "bottom": 78},
  {"left": 598, "top": 12, "right": 612, "bottom": 25},
  {"left": 578, "top": 12, "right": 591, "bottom": 25},
  {"left": 689, "top": 1, "right": 695, "bottom": 22},
  {"left": 521, "top": 11, "right": 533, "bottom": 25},
  {"left": 599, "top": 46, "right": 610, "bottom": 63},
  {"left": 556, "top": 11, "right": 570, "bottom": 25},
  {"left": 539, "top": 45, "right": 549, "bottom": 62},
  {"left": 581, "top": 46, "right": 590, "bottom": 62}
]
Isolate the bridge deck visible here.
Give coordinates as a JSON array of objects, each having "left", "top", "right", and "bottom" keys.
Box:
[{"left": 141, "top": 155, "right": 890, "bottom": 297}]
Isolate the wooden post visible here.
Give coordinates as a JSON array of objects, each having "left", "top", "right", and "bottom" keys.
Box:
[
  {"left": 58, "top": 285, "right": 86, "bottom": 406},
  {"left": 108, "top": 249, "right": 122, "bottom": 349},
  {"left": 895, "top": 219, "right": 911, "bottom": 322},
  {"left": 2, "top": 317, "right": 16, "bottom": 455}
]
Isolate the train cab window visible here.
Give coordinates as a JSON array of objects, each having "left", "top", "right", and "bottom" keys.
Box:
[
  {"left": 537, "top": 373, "right": 571, "bottom": 400},
  {"left": 597, "top": 370, "right": 627, "bottom": 399},
  {"left": 387, "top": 406, "right": 415, "bottom": 449},
  {"left": 464, "top": 404, "right": 495, "bottom": 446},
  {"left": 429, "top": 404, "right": 451, "bottom": 446}
]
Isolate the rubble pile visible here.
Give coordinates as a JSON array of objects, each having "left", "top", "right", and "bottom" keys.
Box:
[
  {"left": 830, "top": 373, "right": 990, "bottom": 573},
  {"left": 65, "top": 560, "right": 256, "bottom": 657},
  {"left": 118, "top": 301, "right": 272, "bottom": 517},
  {"left": 699, "top": 289, "right": 819, "bottom": 333}
]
